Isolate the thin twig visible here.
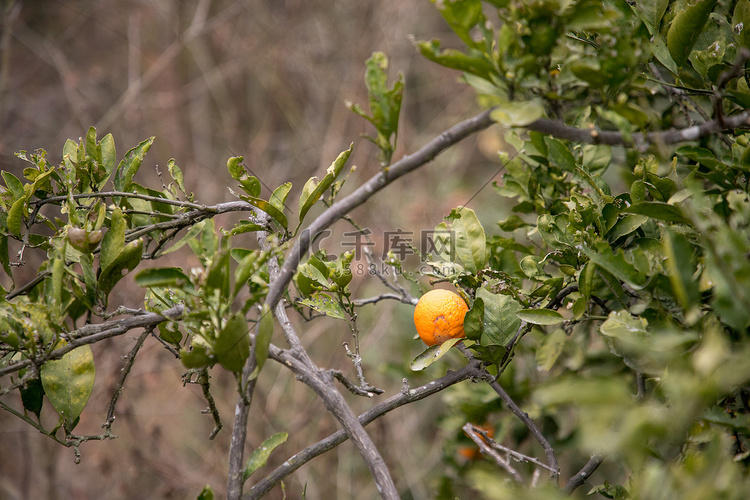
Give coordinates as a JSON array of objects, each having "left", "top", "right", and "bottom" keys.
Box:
[
  {"left": 329, "top": 369, "right": 383, "bottom": 397},
  {"left": 465, "top": 423, "right": 559, "bottom": 474},
  {"left": 198, "top": 369, "right": 223, "bottom": 440},
  {"left": 101, "top": 328, "right": 151, "bottom": 432},
  {"left": 463, "top": 423, "right": 523, "bottom": 482}
]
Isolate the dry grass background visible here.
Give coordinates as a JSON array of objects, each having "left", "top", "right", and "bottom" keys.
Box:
[{"left": 0, "top": 1, "right": 510, "bottom": 498}]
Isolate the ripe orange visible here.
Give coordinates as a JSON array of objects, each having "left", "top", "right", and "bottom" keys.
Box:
[{"left": 413, "top": 289, "right": 469, "bottom": 346}]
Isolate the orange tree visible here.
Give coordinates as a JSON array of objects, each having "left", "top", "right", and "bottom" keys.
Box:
[{"left": 3, "top": 0, "right": 750, "bottom": 498}]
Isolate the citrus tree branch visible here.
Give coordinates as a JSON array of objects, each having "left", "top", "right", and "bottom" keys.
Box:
[
  {"left": 259, "top": 291, "right": 400, "bottom": 500},
  {"left": 245, "top": 358, "right": 482, "bottom": 499},
  {"left": 0, "top": 305, "right": 183, "bottom": 379},
  {"left": 525, "top": 110, "right": 750, "bottom": 147},
  {"left": 563, "top": 453, "right": 605, "bottom": 495}
]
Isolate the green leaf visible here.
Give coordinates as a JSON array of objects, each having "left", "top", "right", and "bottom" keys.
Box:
[
  {"left": 251, "top": 305, "right": 273, "bottom": 379},
  {"left": 167, "top": 159, "right": 185, "bottom": 193},
  {"left": 269, "top": 182, "right": 292, "bottom": 214},
  {"left": 7, "top": 197, "right": 26, "bottom": 238},
  {"left": 239, "top": 194, "right": 288, "bottom": 230},
  {"left": 134, "top": 267, "right": 189, "bottom": 288},
  {"left": 20, "top": 375, "right": 44, "bottom": 418},
  {"left": 180, "top": 344, "right": 212, "bottom": 369},
  {"left": 516, "top": 308, "right": 565, "bottom": 325},
  {"left": 40, "top": 344, "right": 96, "bottom": 431},
  {"left": 197, "top": 484, "right": 215, "bottom": 500},
  {"left": 410, "top": 338, "right": 463, "bottom": 371},
  {"left": 464, "top": 297, "right": 484, "bottom": 341},
  {"left": 214, "top": 313, "right": 250, "bottom": 373},
  {"left": 606, "top": 214, "right": 649, "bottom": 241},
  {"left": 98, "top": 133, "right": 117, "bottom": 189},
  {"left": 733, "top": 0, "right": 750, "bottom": 48},
  {"left": 241, "top": 177, "right": 261, "bottom": 199},
  {"left": 663, "top": 228, "right": 700, "bottom": 312},
  {"left": 633, "top": 0, "right": 669, "bottom": 34},
  {"left": 299, "top": 293, "right": 346, "bottom": 319},
  {"left": 99, "top": 207, "right": 126, "bottom": 272},
  {"left": 430, "top": 0, "right": 484, "bottom": 47},
  {"left": 2, "top": 171, "right": 25, "bottom": 199},
  {"left": 297, "top": 145, "right": 353, "bottom": 230},
  {"left": 205, "top": 249, "right": 230, "bottom": 300},
  {"left": 476, "top": 287, "right": 522, "bottom": 346},
  {"left": 490, "top": 99, "right": 545, "bottom": 127},
  {"left": 446, "top": 206, "right": 486, "bottom": 274},
  {"left": 98, "top": 238, "right": 143, "bottom": 294},
  {"left": 358, "top": 52, "right": 403, "bottom": 146},
  {"left": 582, "top": 243, "right": 648, "bottom": 290},
  {"left": 666, "top": 0, "right": 719, "bottom": 67},
  {"left": 162, "top": 219, "right": 206, "bottom": 255},
  {"left": 622, "top": 202, "right": 690, "bottom": 225},
  {"left": 113, "top": 137, "right": 154, "bottom": 192},
  {"left": 242, "top": 432, "right": 289, "bottom": 482},
  {"left": 536, "top": 329, "right": 567, "bottom": 372},
  {"left": 545, "top": 137, "right": 577, "bottom": 172},
  {"left": 227, "top": 157, "right": 245, "bottom": 182},
  {"left": 233, "top": 251, "right": 259, "bottom": 298},
  {"left": 415, "top": 40, "right": 494, "bottom": 81}
]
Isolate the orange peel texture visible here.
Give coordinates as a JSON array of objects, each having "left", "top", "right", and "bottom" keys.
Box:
[{"left": 413, "top": 289, "right": 469, "bottom": 346}]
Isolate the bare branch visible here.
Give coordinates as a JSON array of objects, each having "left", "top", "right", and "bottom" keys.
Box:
[
  {"left": 563, "top": 453, "right": 605, "bottom": 495},
  {"left": 101, "top": 328, "right": 151, "bottom": 433},
  {"left": 458, "top": 345, "right": 559, "bottom": 481},
  {"left": 197, "top": 369, "right": 223, "bottom": 440},
  {"left": 329, "top": 369, "right": 383, "bottom": 397},
  {"left": 353, "top": 293, "right": 415, "bottom": 306}
]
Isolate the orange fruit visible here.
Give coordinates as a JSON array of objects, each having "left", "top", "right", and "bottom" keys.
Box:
[
  {"left": 458, "top": 424, "right": 494, "bottom": 461},
  {"left": 413, "top": 289, "right": 469, "bottom": 346}
]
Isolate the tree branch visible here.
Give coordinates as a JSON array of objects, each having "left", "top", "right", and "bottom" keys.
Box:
[
  {"left": 525, "top": 110, "right": 750, "bottom": 147},
  {"left": 0, "top": 305, "right": 184, "bottom": 378},
  {"left": 563, "top": 453, "right": 604, "bottom": 495},
  {"left": 265, "top": 295, "right": 400, "bottom": 499},
  {"left": 245, "top": 360, "right": 482, "bottom": 499},
  {"left": 463, "top": 423, "right": 523, "bottom": 482}
]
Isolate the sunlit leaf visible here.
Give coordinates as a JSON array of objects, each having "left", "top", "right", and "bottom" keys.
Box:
[
  {"left": 410, "top": 338, "right": 463, "bottom": 371},
  {"left": 446, "top": 206, "right": 486, "bottom": 274},
  {"left": 299, "top": 293, "right": 346, "bottom": 319}
]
